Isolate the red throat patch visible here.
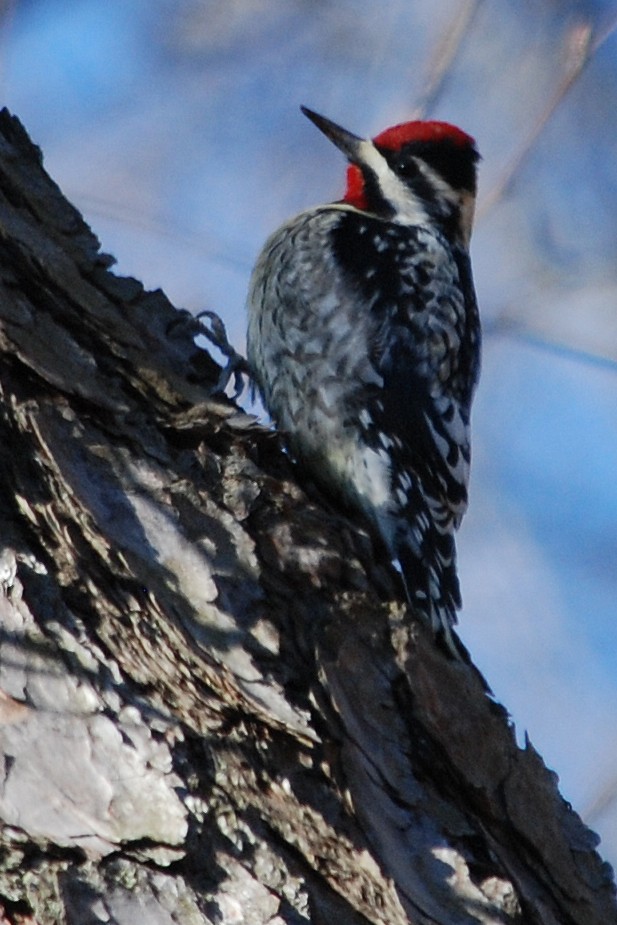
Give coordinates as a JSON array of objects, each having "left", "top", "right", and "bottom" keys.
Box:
[{"left": 343, "top": 164, "right": 367, "bottom": 209}]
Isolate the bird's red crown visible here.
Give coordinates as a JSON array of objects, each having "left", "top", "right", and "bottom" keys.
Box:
[
  {"left": 344, "top": 120, "right": 476, "bottom": 210},
  {"left": 373, "top": 119, "right": 474, "bottom": 151}
]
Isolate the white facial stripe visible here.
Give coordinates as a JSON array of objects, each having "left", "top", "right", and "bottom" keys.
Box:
[
  {"left": 411, "top": 156, "right": 474, "bottom": 246},
  {"left": 412, "top": 157, "right": 458, "bottom": 205},
  {"left": 357, "top": 140, "right": 430, "bottom": 225}
]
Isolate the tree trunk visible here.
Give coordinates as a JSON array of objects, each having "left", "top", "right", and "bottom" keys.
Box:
[{"left": 0, "top": 108, "right": 613, "bottom": 925}]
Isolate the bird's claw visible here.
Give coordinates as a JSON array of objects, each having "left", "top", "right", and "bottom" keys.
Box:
[{"left": 195, "top": 309, "right": 250, "bottom": 398}]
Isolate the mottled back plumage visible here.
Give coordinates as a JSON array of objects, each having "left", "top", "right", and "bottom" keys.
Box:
[{"left": 247, "top": 108, "right": 481, "bottom": 656}]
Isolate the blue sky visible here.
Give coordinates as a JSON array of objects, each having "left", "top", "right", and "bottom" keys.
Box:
[{"left": 4, "top": 0, "right": 617, "bottom": 867}]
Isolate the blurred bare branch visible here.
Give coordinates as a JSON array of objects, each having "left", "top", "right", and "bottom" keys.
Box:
[
  {"left": 484, "top": 316, "right": 617, "bottom": 372},
  {"left": 413, "top": 0, "right": 484, "bottom": 118},
  {"left": 75, "top": 192, "right": 251, "bottom": 272},
  {"left": 584, "top": 774, "right": 617, "bottom": 827},
  {"left": 478, "top": 13, "right": 617, "bottom": 218}
]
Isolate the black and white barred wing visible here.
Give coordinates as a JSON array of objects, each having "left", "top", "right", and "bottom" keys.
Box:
[
  {"left": 247, "top": 208, "right": 480, "bottom": 637},
  {"left": 332, "top": 217, "right": 480, "bottom": 629}
]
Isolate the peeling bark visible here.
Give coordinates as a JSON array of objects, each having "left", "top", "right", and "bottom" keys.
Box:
[{"left": 0, "top": 109, "right": 613, "bottom": 925}]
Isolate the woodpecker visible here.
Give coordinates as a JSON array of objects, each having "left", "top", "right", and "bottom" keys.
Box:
[{"left": 246, "top": 107, "right": 481, "bottom": 656}]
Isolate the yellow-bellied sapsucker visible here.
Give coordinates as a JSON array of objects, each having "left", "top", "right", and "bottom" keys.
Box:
[{"left": 246, "top": 107, "right": 481, "bottom": 657}]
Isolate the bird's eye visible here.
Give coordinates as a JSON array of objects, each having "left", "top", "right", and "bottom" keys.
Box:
[{"left": 395, "top": 158, "right": 417, "bottom": 179}]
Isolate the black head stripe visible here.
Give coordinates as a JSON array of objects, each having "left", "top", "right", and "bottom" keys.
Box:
[{"left": 379, "top": 139, "right": 479, "bottom": 194}]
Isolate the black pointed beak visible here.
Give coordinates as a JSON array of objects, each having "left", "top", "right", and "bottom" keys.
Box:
[{"left": 301, "top": 106, "right": 365, "bottom": 164}]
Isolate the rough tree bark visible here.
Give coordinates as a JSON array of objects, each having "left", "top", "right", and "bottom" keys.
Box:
[{"left": 0, "top": 108, "right": 613, "bottom": 925}]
